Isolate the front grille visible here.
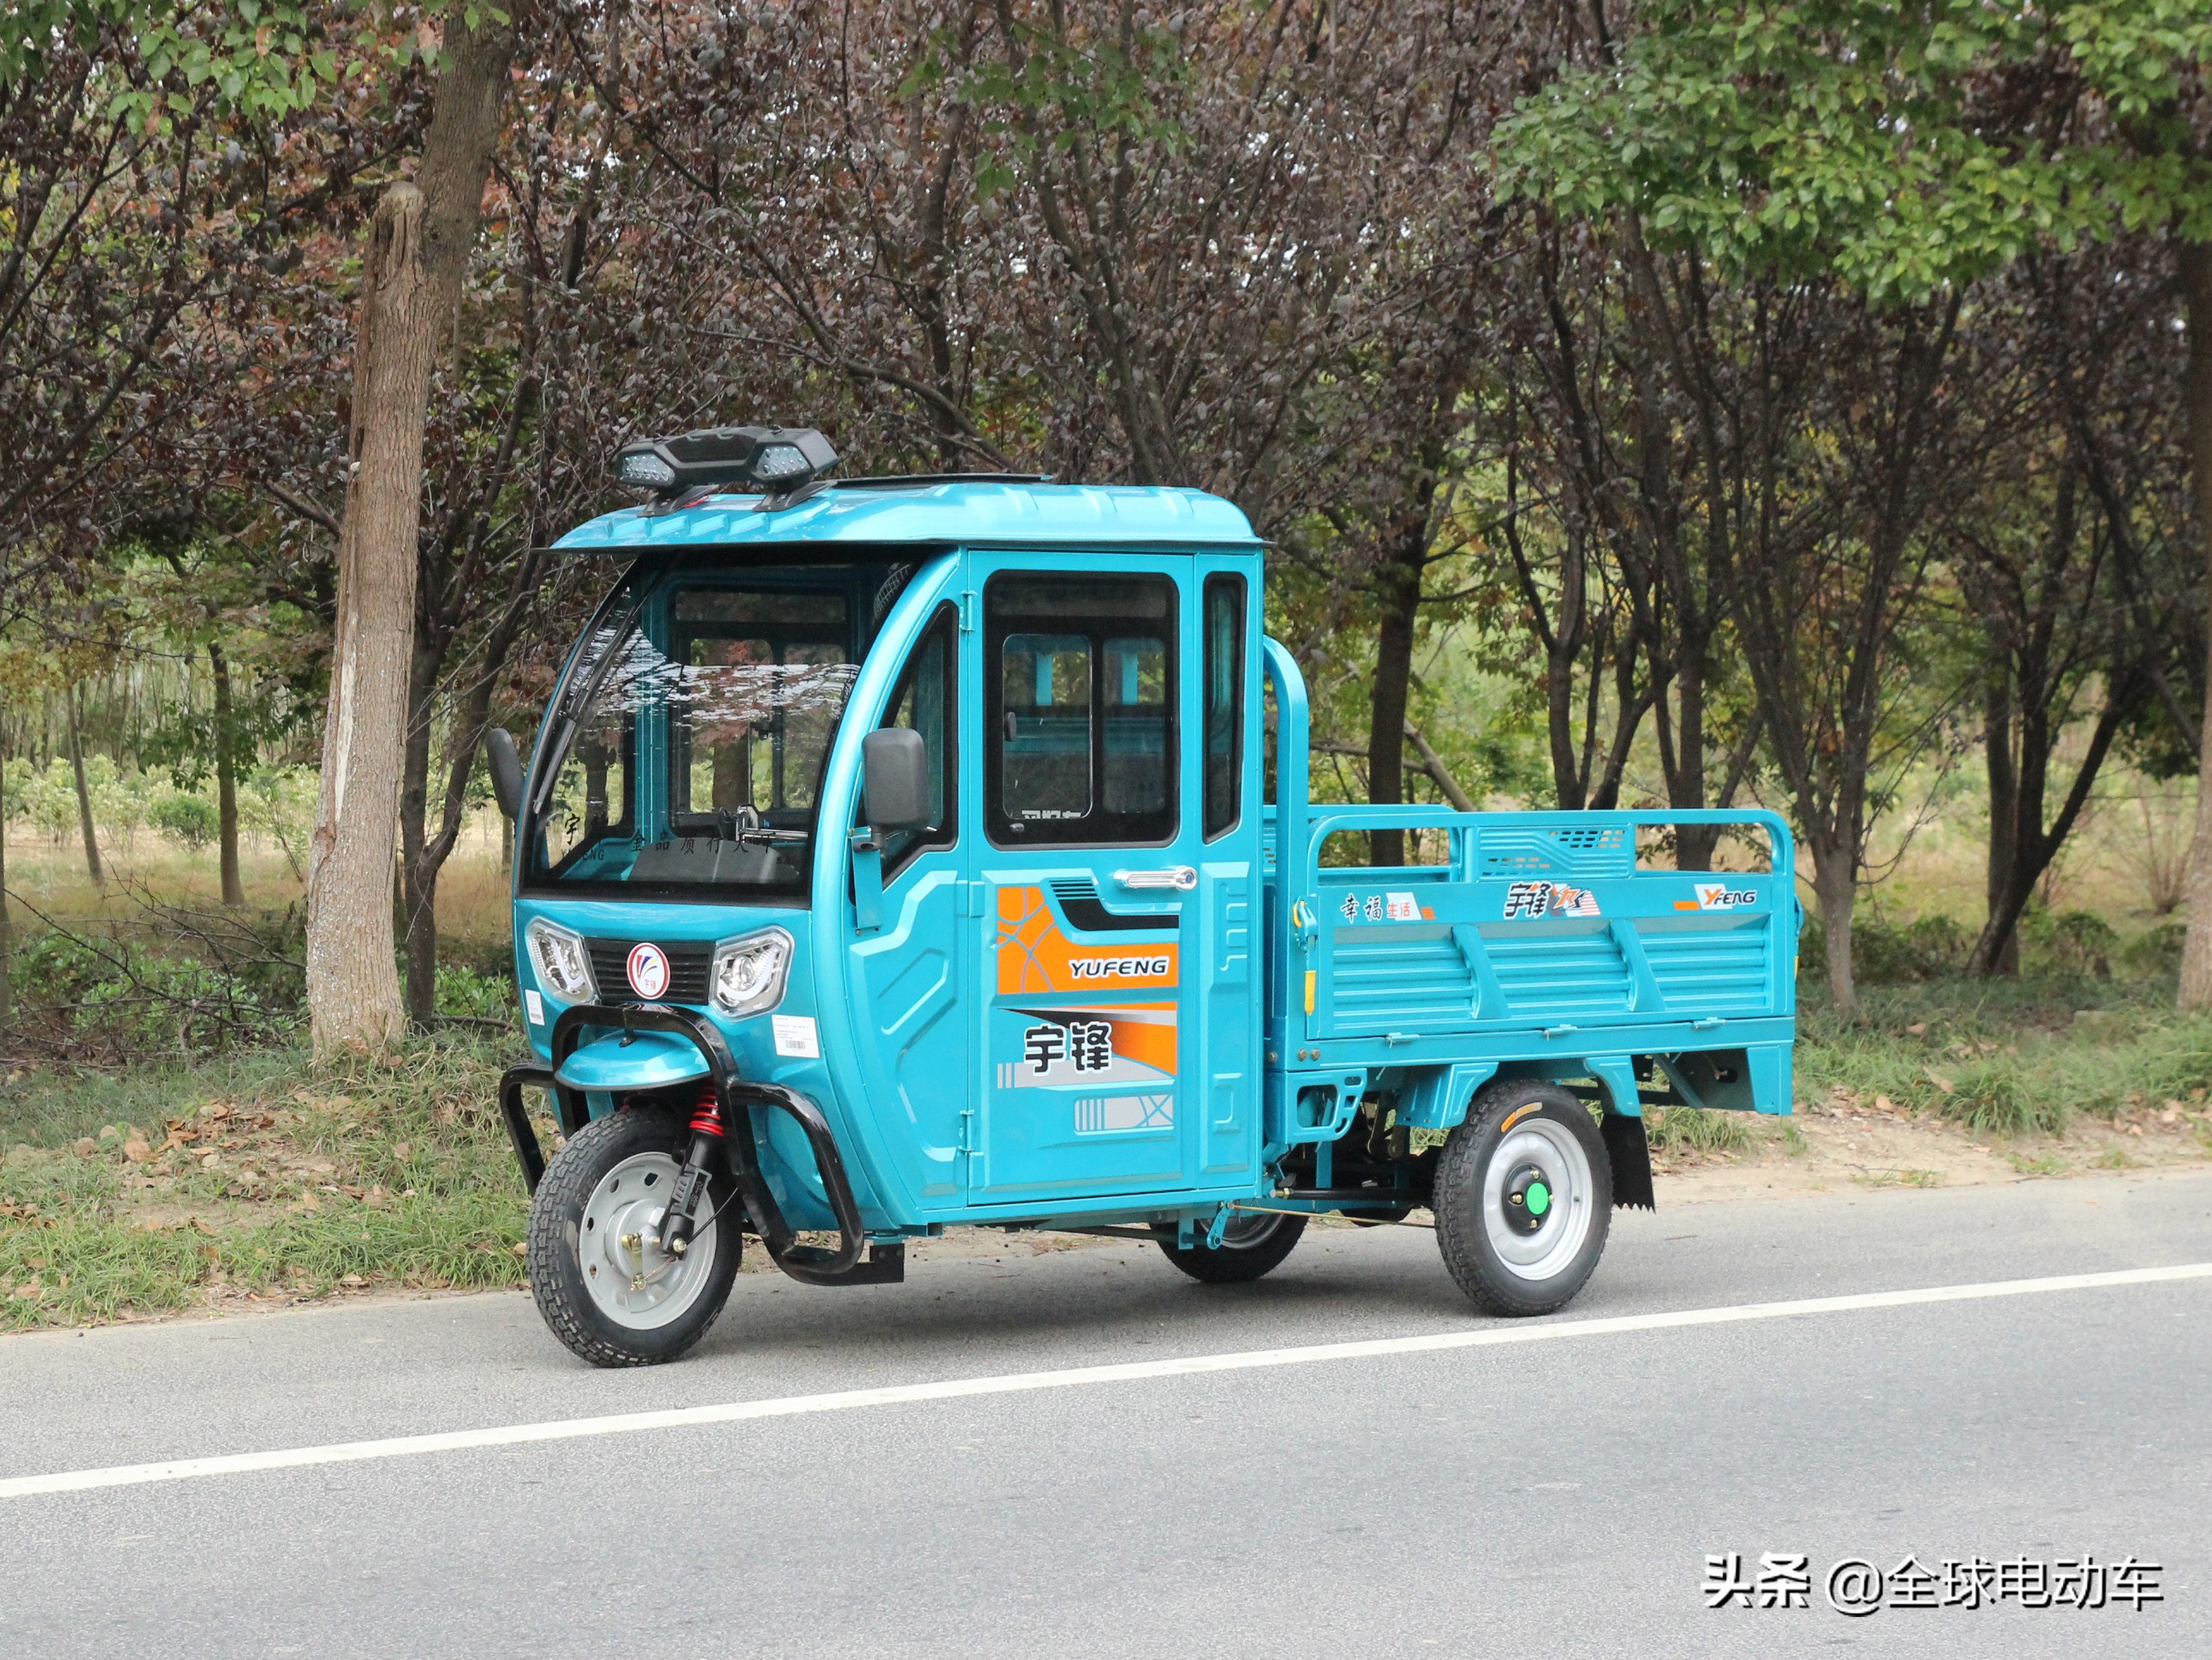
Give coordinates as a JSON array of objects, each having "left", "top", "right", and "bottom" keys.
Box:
[{"left": 586, "top": 939, "right": 714, "bottom": 1006}]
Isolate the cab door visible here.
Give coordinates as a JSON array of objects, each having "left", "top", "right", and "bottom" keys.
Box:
[
  {"left": 968, "top": 556, "right": 1212, "bottom": 1204},
  {"left": 843, "top": 598, "right": 972, "bottom": 1211}
]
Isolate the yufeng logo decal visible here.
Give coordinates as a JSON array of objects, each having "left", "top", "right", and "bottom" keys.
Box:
[
  {"left": 626, "top": 941, "right": 671, "bottom": 999},
  {"left": 1066, "top": 954, "right": 1172, "bottom": 982},
  {"left": 1502, "top": 880, "right": 1601, "bottom": 921},
  {"left": 1682, "top": 882, "right": 1759, "bottom": 912}
]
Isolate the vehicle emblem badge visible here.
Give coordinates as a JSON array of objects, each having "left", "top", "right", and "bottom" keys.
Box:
[{"left": 626, "top": 941, "right": 671, "bottom": 999}]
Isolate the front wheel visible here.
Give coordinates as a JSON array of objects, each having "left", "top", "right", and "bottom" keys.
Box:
[
  {"left": 1154, "top": 1211, "right": 1306, "bottom": 1284},
  {"left": 526, "top": 1107, "right": 742, "bottom": 1367},
  {"left": 1433, "top": 1081, "right": 1611, "bottom": 1316}
]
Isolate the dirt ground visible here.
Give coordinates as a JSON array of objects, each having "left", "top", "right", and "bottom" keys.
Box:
[{"left": 1652, "top": 1092, "right": 2212, "bottom": 1202}]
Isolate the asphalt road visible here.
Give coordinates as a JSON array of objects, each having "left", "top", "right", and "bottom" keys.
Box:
[{"left": 3, "top": 1169, "right": 2208, "bottom": 1659}]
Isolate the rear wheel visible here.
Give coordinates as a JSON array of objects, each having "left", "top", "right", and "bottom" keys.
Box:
[
  {"left": 1154, "top": 1211, "right": 1306, "bottom": 1284},
  {"left": 526, "top": 1106, "right": 741, "bottom": 1367},
  {"left": 1433, "top": 1081, "right": 1610, "bottom": 1316}
]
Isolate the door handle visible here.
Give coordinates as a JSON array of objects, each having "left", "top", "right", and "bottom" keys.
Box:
[{"left": 1115, "top": 866, "right": 1197, "bottom": 891}]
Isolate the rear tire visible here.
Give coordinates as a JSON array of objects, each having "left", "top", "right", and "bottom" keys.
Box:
[
  {"left": 1434, "top": 1081, "right": 1610, "bottom": 1316},
  {"left": 526, "top": 1107, "right": 741, "bottom": 1367},
  {"left": 1154, "top": 1212, "right": 1306, "bottom": 1284}
]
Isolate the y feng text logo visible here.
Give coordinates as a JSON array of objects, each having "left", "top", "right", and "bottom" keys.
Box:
[{"left": 1066, "top": 955, "right": 1172, "bottom": 981}]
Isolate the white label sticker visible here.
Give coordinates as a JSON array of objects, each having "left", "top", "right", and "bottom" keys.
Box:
[
  {"left": 1384, "top": 891, "right": 1420, "bottom": 921},
  {"left": 772, "top": 1014, "right": 820, "bottom": 1058},
  {"left": 524, "top": 988, "right": 545, "bottom": 1026},
  {"left": 1693, "top": 882, "right": 1760, "bottom": 911}
]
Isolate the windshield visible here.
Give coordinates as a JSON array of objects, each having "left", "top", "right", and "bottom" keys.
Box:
[{"left": 526, "top": 575, "right": 863, "bottom": 897}]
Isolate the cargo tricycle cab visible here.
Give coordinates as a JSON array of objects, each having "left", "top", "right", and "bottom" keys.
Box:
[{"left": 497, "top": 439, "right": 1800, "bottom": 1370}]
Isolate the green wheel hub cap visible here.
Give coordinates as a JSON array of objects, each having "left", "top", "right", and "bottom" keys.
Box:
[{"left": 1526, "top": 1180, "right": 1552, "bottom": 1218}]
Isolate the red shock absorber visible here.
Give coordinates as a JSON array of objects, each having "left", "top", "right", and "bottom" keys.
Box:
[{"left": 662, "top": 1087, "right": 724, "bottom": 1258}]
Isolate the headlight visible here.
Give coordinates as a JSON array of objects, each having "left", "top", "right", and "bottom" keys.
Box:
[
  {"left": 710, "top": 927, "right": 792, "bottom": 1018},
  {"left": 526, "top": 918, "right": 598, "bottom": 1003},
  {"left": 616, "top": 447, "right": 677, "bottom": 489},
  {"left": 751, "top": 443, "right": 808, "bottom": 481}
]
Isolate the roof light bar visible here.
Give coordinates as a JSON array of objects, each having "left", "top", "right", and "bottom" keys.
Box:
[{"left": 613, "top": 425, "right": 839, "bottom": 502}]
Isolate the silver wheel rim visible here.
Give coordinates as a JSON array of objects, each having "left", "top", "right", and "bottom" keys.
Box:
[
  {"left": 578, "top": 1151, "right": 719, "bottom": 1330},
  {"left": 1215, "top": 1213, "right": 1287, "bottom": 1250},
  {"left": 1481, "top": 1116, "right": 1594, "bottom": 1282}
]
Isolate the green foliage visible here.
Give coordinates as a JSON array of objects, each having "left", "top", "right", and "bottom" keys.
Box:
[
  {"left": 149, "top": 791, "right": 219, "bottom": 848},
  {"left": 6, "top": 912, "right": 305, "bottom": 1056},
  {"left": 1862, "top": 914, "right": 1972, "bottom": 982},
  {"left": 2124, "top": 921, "right": 2188, "bottom": 976},
  {"left": 1801, "top": 911, "right": 1972, "bottom": 984},
  {"left": 1801, "top": 908, "right": 2146, "bottom": 987},
  {"left": 0, "top": 2, "right": 338, "bottom": 124},
  {"left": 434, "top": 962, "right": 517, "bottom": 1025},
  {"left": 1495, "top": 2, "right": 2212, "bottom": 301},
  {"left": 2021, "top": 908, "right": 2120, "bottom": 977}
]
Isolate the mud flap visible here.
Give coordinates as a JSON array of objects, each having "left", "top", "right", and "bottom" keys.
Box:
[{"left": 1602, "top": 1111, "right": 1655, "bottom": 1210}]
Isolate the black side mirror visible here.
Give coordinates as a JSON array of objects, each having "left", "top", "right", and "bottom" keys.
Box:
[
  {"left": 486, "top": 727, "right": 525, "bottom": 820},
  {"left": 862, "top": 727, "right": 931, "bottom": 831}
]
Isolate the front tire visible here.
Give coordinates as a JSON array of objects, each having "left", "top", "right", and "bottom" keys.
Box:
[
  {"left": 1434, "top": 1081, "right": 1610, "bottom": 1316},
  {"left": 1154, "top": 1212, "right": 1306, "bottom": 1284},
  {"left": 526, "top": 1107, "right": 741, "bottom": 1367}
]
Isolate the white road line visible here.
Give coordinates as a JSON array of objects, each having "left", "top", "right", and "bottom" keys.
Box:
[{"left": 4, "top": 1261, "right": 2206, "bottom": 1501}]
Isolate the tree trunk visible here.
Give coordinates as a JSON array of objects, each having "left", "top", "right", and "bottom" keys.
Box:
[
  {"left": 400, "top": 635, "right": 441, "bottom": 1028},
  {"left": 0, "top": 720, "right": 11, "bottom": 1026},
  {"left": 210, "top": 641, "right": 244, "bottom": 907},
  {"left": 1671, "top": 661, "right": 1719, "bottom": 872},
  {"left": 1365, "top": 532, "right": 1425, "bottom": 867},
  {"left": 307, "top": 183, "right": 434, "bottom": 1057},
  {"left": 2176, "top": 237, "right": 2212, "bottom": 1008},
  {"left": 305, "top": 16, "right": 514, "bottom": 1058},
  {"left": 65, "top": 689, "right": 101, "bottom": 885},
  {"left": 1810, "top": 841, "right": 1858, "bottom": 1015},
  {"left": 1978, "top": 655, "right": 2022, "bottom": 976}
]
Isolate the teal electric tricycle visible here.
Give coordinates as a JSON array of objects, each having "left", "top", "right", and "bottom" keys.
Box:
[{"left": 483, "top": 425, "right": 1801, "bottom": 1367}]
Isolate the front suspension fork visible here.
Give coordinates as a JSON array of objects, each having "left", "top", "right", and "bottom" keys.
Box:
[{"left": 658, "top": 1089, "right": 725, "bottom": 1257}]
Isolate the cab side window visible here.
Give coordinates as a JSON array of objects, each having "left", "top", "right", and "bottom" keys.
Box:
[
  {"left": 987, "top": 572, "right": 1177, "bottom": 846},
  {"left": 1202, "top": 573, "right": 1244, "bottom": 839},
  {"left": 876, "top": 605, "right": 957, "bottom": 876}
]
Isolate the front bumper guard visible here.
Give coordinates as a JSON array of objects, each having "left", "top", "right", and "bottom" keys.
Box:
[{"left": 499, "top": 1002, "right": 902, "bottom": 1288}]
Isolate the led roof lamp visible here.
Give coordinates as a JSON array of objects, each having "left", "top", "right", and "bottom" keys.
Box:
[{"left": 613, "top": 424, "right": 840, "bottom": 510}]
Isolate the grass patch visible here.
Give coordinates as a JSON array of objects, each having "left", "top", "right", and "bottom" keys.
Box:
[
  {"left": 1647, "top": 1104, "right": 1752, "bottom": 1156},
  {"left": 1795, "top": 975, "right": 2212, "bottom": 1137},
  {"left": 1, "top": 1035, "right": 533, "bottom": 1330}
]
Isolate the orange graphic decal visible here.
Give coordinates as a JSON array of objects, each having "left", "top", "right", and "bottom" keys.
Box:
[{"left": 995, "top": 885, "right": 1179, "bottom": 994}]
